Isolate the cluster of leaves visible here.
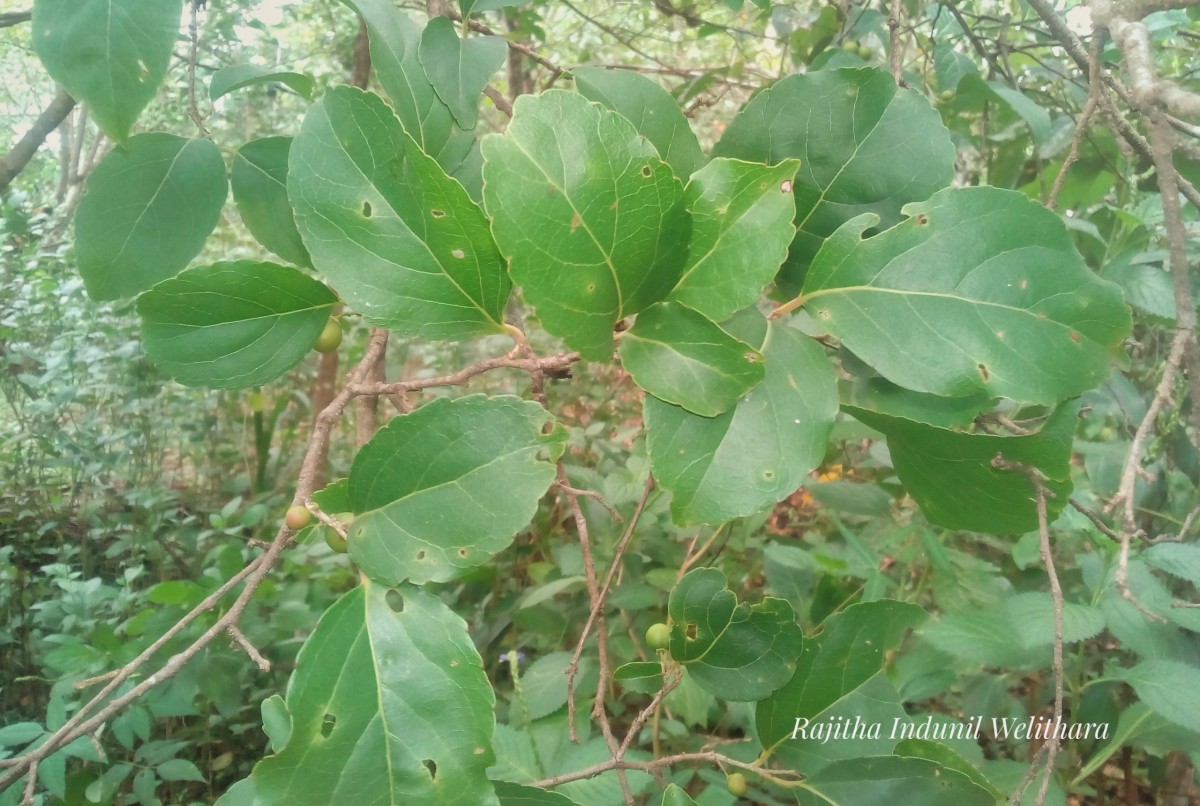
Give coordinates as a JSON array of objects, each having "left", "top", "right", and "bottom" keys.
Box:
[{"left": 4, "top": 0, "right": 1200, "bottom": 804}]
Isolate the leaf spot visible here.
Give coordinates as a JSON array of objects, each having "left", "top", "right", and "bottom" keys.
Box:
[
  {"left": 1020, "top": 279, "right": 1029, "bottom": 289},
  {"left": 385, "top": 589, "right": 405, "bottom": 613},
  {"left": 996, "top": 330, "right": 1005, "bottom": 339},
  {"left": 977, "top": 363, "right": 990, "bottom": 381},
  {"left": 321, "top": 714, "right": 336, "bottom": 738},
  {"left": 361, "top": 201, "right": 372, "bottom": 218},
  {"left": 570, "top": 212, "right": 581, "bottom": 232},
  {"left": 431, "top": 209, "right": 446, "bottom": 218},
  {"left": 762, "top": 470, "right": 775, "bottom": 481},
  {"left": 457, "top": 548, "right": 468, "bottom": 557},
  {"left": 474, "top": 747, "right": 485, "bottom": 755},
  {"left": 451, "top": 248, "right": 465, "bottom": 259},
  {"left": 641, "top": 164, "right": 653, "bottom": 178},
  {"left": 780, "top": 179, "right": 793, "bottom": 193},
  {"left": 1069, "top": 331, "right": 1081, "bottom": 343},
  {"left": 451, "top": 659, "right": 459, "bottom": 667},
  {"left": 744, "top": 351, "right": 760, "bottom": 363},
  {"left": 915, "top": 213, "right": 928, "bottom": 226},
  {"left": 416, "top": 550, "right": 427, "bottom": 561},
  {"left": 423, "top": 759, "right": 437, "bottom": 780}
]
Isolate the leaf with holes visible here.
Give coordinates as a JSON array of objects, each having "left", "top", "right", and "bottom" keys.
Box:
[
  {"left": 573, "top": 66, "right": 705, "bottom": 180},
  {"left": 757, "top": 600, "right": 927, "bottom": 758},
  {"left": 347, "top": 395, "right": 564, "bottom": 585},
  {"left": 713, "top": 67, "right": 955, "bottom": 293},
  {"left": 665, "top": 567, "right": 802, "bottom": 701},
  {"left": 210, "top": 65, "right": 314, "bottom": 101},
  {"left": 32, "top": 0, "right": 182, "bottom": 142},
  {"left": 76, "top": 134, "right": 228, "bottom": 300},
  {"left": 250, "top": 582, "right": 498, "bottom": 805},
  {"left": 137, "top": 261, "right": 337, "bottom": 388},
  {"left": 646, "top": 310, "right": 838, "bottom": 525},
  {"left": 418, "top": 16, "right": 507, "bottom": 130},
  {"left": 289, "top": 87, "right": 508, "bottom": 340},
  {"left": 667, "top": 158, "right": 800, "bottom": 321},
  {"left": 846, "top": 400, "right": 1077, "bottom": 534},
  {"left": 231, "top": 137, "right": 311, "bottom": 267},
  {"left": 799, "top": 187, "right": 1131, "bottom": 404},
  {"left": 481, "top": 90, "right": 690, "bottom": 360},
  {"left": 619, "top": 302, "right": 764, "bottom": 417}
]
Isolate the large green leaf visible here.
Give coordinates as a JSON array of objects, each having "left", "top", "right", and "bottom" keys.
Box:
[
  {"left": 348, "top": 395, "right": 564, "bottom": 585},
  {"left": 32, "top": 0, "right": 182, "bottom": 142},
  {"left": 481, "top": 90, "right": 690, "bottom": 360},
  {"left": 667, "top": 158, "right": 800, "bottom": 321},
  {"left": 289, "top": 86, "right": 509, "bottom": 340},
  {"left": 210, "top": 65, "right": 314, "bottom": 102},
  {"left": 646, "top": 312, "right": 837, "bottom": 525},
  {"left": 619, "top": 302, "right": 764, "bottom": 417},
  {"left": 800, "top": 187, "right": 1131, "bottom": 404},
  {"left": 76, "top": 134, "right": 228, "bottom": 301},
  {"left": 251, "top": 583, "right": 498, "bottom": 805},
  {"left": 794, "top": 756, "right": 995, "bottom": 806},
  {"left": 1120, "top": 660, "right": 1200, "bottom": 734},
  {"left": 419, "top": 16, "right": 507, "bottom": 130},
  {"left": 665, "top": 568, "right": 803, "bottom": 701},
  {"left": 342, "top": 0, "right": 476, "bottom": 181},
  {"left": 779, "top": 676, "right": 909, "bottom": 775},
  {"left": 231, "top": 137, "right": 311, "bottom": 268},
  {"left": 136, "top": 261, "right": 337, "bottom": 388},
  {"left": 713, "top": 67, "right": 954, "bottom": 293},
  {"left": 757, "top": 600, "right": 927, "bottom": 753},
  {"left": 572, "top": 66, "right": 704, "bottom": 180},
  {"left": 846, "top": 401, "right": 1077, "bottom": 534},
  {"left": 1005, "top": 592, "right": 1106, "bottom": 648}
]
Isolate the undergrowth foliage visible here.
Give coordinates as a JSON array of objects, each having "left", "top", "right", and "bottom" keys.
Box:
[{"left": 3, "top": 0, "right": 1200, "bottom": 804}]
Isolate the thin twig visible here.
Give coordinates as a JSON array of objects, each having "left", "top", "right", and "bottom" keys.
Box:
[
  {"left": 888, "top": 0, "right": 905, "bottom": 86},
  {"left": 1067, "top": 498, "right": 1121, "bottom": 543},
  {"left": 1035, "top": 484, "right": 1064, "bottom": 806},
  {"left": 1048, "top": 34, "right": 1104, "bottom": 211},
  {"left": 227, "top": 625, "right": 270, "bottom": 672},
  {"left": 186, "top": 1, "right": 210, "bottom": 138}
]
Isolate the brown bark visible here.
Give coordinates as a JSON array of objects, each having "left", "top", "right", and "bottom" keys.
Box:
[{"left": 0, "top": 88, "right": 75, "bottom": 196}]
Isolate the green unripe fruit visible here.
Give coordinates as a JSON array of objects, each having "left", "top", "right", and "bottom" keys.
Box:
[
  {"left": 323, "top": 527, "right": 348, "bottom": 553},
  {"left": 313, "top": 318, "right": 343, "bottom": 353},
  {"left": 645, "top": 622, "right": 671, "bottom": 650},
  {"left": 726, "top": 772, "right": 748, "bottom": 797},
  {"left": 856, "top": 43, "right": 873, "bottom": 58},
  {"left": 285, "top": 505, "right": 312, "bottom": 530}
]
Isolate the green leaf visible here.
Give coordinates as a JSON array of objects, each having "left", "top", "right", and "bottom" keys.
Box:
[
  {"left": 137, "top": 261, "right": 337, "bottom": 388},
  {"left": 840, "top": 376, "right": 994, "bottom": 429},
  {"left": 0, "top": 723, "right": 44, "bottom": 748},
  {"left": 800, "top": 187, "right": 1131, "bottom": 404},
  {"left": 795, "top": 755, "right": 996, "bottom": 806},
  {"left": 342, "top": 0, "right": 474, "bottom": 178},
  {"left": 572, "top": 66, "right": 705, "bottom": 180},
  {"left": 481, "top": 90, "right": 690, "bottom": 360},
  {"left": 252, "top": 583, "right": 498, "bottom": 805},
  {"left": 713, "top": 67, "right": 955, "bottom": 293},
  {"left": 757, "top": 600, "right": 927, "bottom": 753},
  {"left": 660, "top": 783, "right": 700, "bottom": 806},
  {"left": 32, "top": 0, "right": 182, "bottom": 141},
  {"left": 666, "top": 567, "right": 803, "bottom": 701},
  {"left": 210, "top": 64, "right": 314, "bottom": 102},
  {"left": 289, "top": 86, "right": 509, "bottom": 340},
  {"left": 76, "top": 134, "right": 228, "bottom": 300},
  {"left": 348, "top": 395, "right": 564, "bottom": 585},
  {"left": 1074, "top": 703, "right": 1200, "bottom": 784},
  {"left": 620, "top": 302, "right": 764, "bottom": 417},
  {"left": 646, "top": 313, "right": 837, "bottom": 525},
  {"left": 919, "top": 609, "right": 1044, "bottom": 667},
  {"left": 1005, "top": 592, "right": 1106, "bottom": 647},
  {"left": 493, "top": 781, "right": 581, "bottom": 805},
  {"left": 419, "top": 17, "right": 507, "bottom": 130},
  {"left": 781, "top": 676, "right": 910, "bottom": 775},
  {"left": 893, "top": 740, "right": 1005, "bottom": 801},
  {"left": 155, "top": 759, "right": 205, "bottom": 783},
  {"left": 667, "top": 158, "right": 800, "bottom": 321},
  {"left": 613, "top": 662, "right": 664, "bottom": 695},
  {"left": 959, "top": 74, "right": 1051, "bottom": 146},
  {"left": 260, "top": 695, "right": 291, "bottom": 754},
  {"left": 1120, "top": 660, "right": 1200, "bottom": 734},
  {"left": 1143, "top": 542, "right": 1200, "bottom": 584},
  {"left": 846, "top": 401, "right": 1077, "bottom": 534},
  {"left": 232, "top": 137, "right": 312, "bottom": 268}
]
